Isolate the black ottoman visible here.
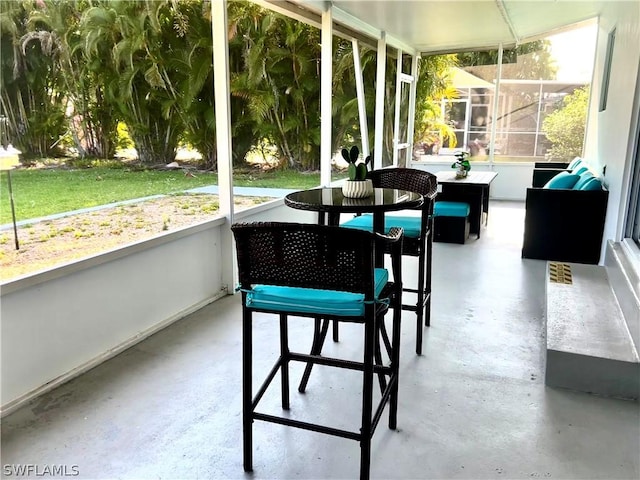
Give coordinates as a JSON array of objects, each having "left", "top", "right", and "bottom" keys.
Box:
[{"left": 433, "top": 201, "right": 470, "bottom": 244}]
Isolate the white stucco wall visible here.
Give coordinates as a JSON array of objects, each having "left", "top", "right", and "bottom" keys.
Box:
[{"left": 584, "top": 1, "right": 640, "bottom": 243}]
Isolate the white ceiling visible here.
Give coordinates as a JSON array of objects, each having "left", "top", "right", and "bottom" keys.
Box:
[{"left": 327, "top": 1, "right": 606, "bottom": 53}]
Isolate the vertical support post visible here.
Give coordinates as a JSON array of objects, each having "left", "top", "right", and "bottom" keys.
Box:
[
  {"left": 211, "top": 0, "right": 236, "bottom": 292},
  {"left": 392, "top": 50, "right": 403, "bottom": 166},
  {"left": 489, "top": 43, "right": 504, "bottom": 166},
  {"left": 464, "top": 96, "right": 471, "bottom": 149},
  {"left": 406, "top": 53, "right": 419, "bottom": 166},
  {"left": 353, "top": 39, "right": 370, "bottom": 158},
  {"left": 373, "top": 34, "right": 387, "bottom": 171},
  {"left": 534, "top": 81, "right": 544, "bottom": 157},
  {"left": 320, "top": 7, "right": 333, "bottom": 187}
]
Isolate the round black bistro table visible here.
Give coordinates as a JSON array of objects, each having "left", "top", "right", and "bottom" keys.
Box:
[
  {"left": 285, "top": 187, "right": 423, "bottom": 341},
  {"left": 284, "top": 187, "right": 423, "bottom": 233}
]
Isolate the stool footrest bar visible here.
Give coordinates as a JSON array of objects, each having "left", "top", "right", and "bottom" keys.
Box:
[{"left": 254, "top": 412, "right": 361, "bottom": 441}]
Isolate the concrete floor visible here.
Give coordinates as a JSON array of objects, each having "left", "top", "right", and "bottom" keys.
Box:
[{"left": 2, "top": 201, "right": 639, "bottom": 480}]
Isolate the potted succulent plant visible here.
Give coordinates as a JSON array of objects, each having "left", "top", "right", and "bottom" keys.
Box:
[
  {"left": 451, "top": 150, "right": 471, "bottom": 179},
  {"left": 341, "top": 145, "right": 373, "bottom": 198}
]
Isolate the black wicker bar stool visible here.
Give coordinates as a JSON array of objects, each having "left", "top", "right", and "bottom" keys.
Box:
[
  {"left": 342, "top": 168, "right": 438, "bottom": 355},
  {"left": 231, "top": 222, "right": 403, "bottom": 480}
]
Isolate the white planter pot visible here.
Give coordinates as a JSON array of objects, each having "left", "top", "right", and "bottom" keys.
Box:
[
  {"left": 342, "top": 179, "right": 373, "bottom": 198},
  {"left": 455, "top": 166, "right": 469, "bottom": 179}
]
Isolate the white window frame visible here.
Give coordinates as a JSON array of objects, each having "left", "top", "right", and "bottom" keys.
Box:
[{"left": 392, "top": 51, "right": 418, "bottom": 167}]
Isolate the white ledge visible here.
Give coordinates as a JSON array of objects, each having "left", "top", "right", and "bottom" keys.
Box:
[{"left": 0, "top": 216, "right": 226, "bottom": 296}]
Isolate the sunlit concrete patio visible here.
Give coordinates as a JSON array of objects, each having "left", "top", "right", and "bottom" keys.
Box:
[{"left": 2, "top": 201, "right": 639, "bottom": 479}]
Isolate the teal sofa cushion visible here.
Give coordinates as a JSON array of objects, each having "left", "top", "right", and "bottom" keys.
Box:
[
  {"left": 341, "top": 214, "right": 422, "bottom": 238},
  {"left": 543, "top": 171, "right": 580, "bottom": 189},
  {"left": 568, "top": 157, "right": 583, "bottom": 169},
  {"left": 433, "top": 201, "right": 470, "bottom": 217},
  {"left": 572, "top": 171, "right": 595, "bottom": 190},
  {"left": 245, "top": 268, "right": 389, "bottom": 316},
  {"left": 572, "top": 165, "right": 589, "bottom": 175},
  {"left": 579, "top": 177, "right": 603, "bottom": 191}
]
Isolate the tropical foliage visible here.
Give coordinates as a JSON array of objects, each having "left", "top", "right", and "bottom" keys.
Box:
[
  {"left": 330, "top": 40, "right": 374, "bottom": 160},
  {"left": 414, "top": 54, "right": 459, "bottom": 151},
  {"left": 79, "top": 1, "right": 195, "bottom": 164},
  {"left": 542, "top": 86, "right": 589, "bottom": 160},
  {"left": 458, "top": 40, "right": 557, "bottom": 81},
  {"left": 233, "top": 7, "right": 322, "bottom": 170},
  {"left": 0, "top": 0, "right": 67, "bottom": 158},
  {"left": 0, "top": 0, "right": 457, "bottom": 170},
  {"left": 28, "top": 0, "right": 119, "bottom": 158}
]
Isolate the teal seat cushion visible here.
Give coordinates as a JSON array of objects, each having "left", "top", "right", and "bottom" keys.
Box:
[
  {"left": 543, "top": 171, "right": 580, "bottom": 189},
  {"left": 245, "top": 268, "right": 389, "bottom": 316},
  {"left": 568, "top": 157, "right": 583, "bottom": 170},
  {"left": 579, "top": 176, "right": 603, "bottom": 191},
  {"left": 433, "top": 201, "right": 470, "bottom": 217},
  {"left": 341, "top": 214, "right": 422, "bottom": 238},
  {"left": 572, "top": 171, "right": 595, "bottom": 190}
]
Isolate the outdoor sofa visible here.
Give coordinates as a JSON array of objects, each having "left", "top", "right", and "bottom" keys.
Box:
[{"left": 522, "top": 161, "right": 608, "bottom": 264}]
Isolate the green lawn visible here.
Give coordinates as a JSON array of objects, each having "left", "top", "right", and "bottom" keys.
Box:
[{"left": 0, "top": 165, "right": 329, "bottom": 224}]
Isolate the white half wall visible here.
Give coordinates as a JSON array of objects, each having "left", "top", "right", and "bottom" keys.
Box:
[
  {"left": 410, "top": 160, "right": 533, "bottom": 201},
  {"left": 0, "top": 200, "right": 310, "bottom": 416},
  {"left": 1, "top": 220, "right": 225, "bottom": 414},
  {"left": 234, "top": 198, "right": 317, "bottom": 224}
]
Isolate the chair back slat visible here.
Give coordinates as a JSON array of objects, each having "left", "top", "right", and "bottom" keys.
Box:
[
  {"left": 232, "top": 222, "right": 376, "bottom": 296},
  {"left": 369, "top": 168, "right": 437, "bottom": 199}
]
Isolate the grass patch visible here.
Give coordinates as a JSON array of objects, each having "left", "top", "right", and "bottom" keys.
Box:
[{"left": 0, "top": 164, "right": 330, "bottom": 224}]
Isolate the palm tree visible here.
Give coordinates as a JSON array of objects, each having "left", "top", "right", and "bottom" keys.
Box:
[
  {"left": 178, "top": 0, "right": 261, "bottom": 170},
  {"left": 174, "top": 0, "right": 218, "bottom": 169},
  {"left": 234, "top": 8, "right": 322, "bottom": 170},
  {"left": 27, "top": 0, "right": 118, "bottom": 159},
  {"left": 80, "top": 0, "right": 188, "bottom": 164},
  {"left": 0, "top": 0, "right": 66, "bottom": 157}
]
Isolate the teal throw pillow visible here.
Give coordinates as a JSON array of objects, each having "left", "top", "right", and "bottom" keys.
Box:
[
  {"left": 579, "top": 177, "right": 603, "bottom": 191},
  {"left": 572, "top": 171, "right": 595, "bottom": 190},
  {"left": 567, "top": 157, "right": 583, "bottom": 170},
  {"left": 543, "top": 171, "right": 580, "bottom": 189}
]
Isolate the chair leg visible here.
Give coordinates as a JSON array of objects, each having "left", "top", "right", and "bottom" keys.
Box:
[
  {"left": 415, "top": 315, "right": 423, "bottom": 357},
  {"left": 416, "top": 252, "right": 425, "bottom": 328},
  {"left": 425, "top": 228, "right": 433, "bottom": 328},
  {"left": 242, "top": 307, "right": 253, "bottom": 472},
  {"left": 298, "top": 318, "right": 330, "bottom": 393},
  {"left": 415, "top": 247, "right": 427, "bottom": 356},
  {"left": 359, "top": 317, "right": 375, "bottom": 480},
  {"left": 374, "top": 322, "right": 387, "bottom": 393},
  {"left": 279, "top": 314, "right": 290, "bottom": 409},
  {"left": 389, "top": 303, "right": 402, "bottom": 429}
]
